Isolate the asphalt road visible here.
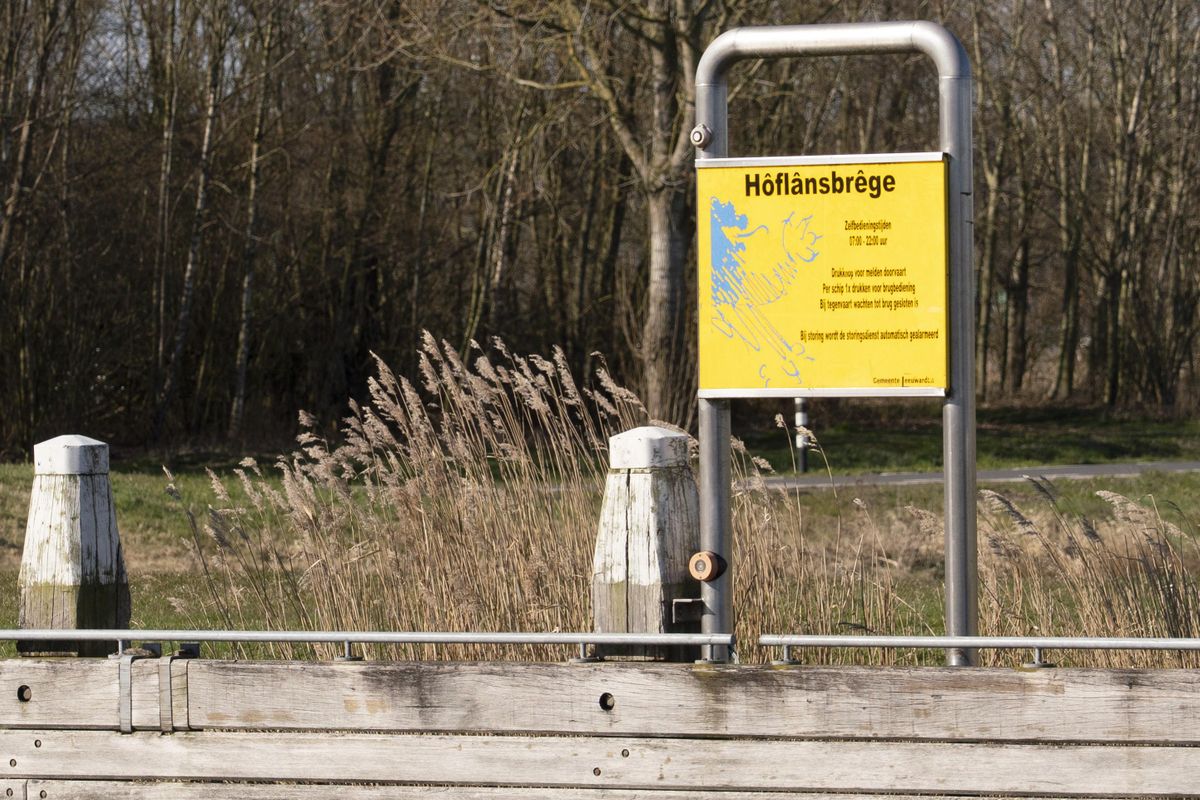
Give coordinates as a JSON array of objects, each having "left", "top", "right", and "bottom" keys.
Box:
[{"left": 762, "top": 460, "right": 1200, "bottom": 490}]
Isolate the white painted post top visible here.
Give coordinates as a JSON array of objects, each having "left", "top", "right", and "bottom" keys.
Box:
[
  {"left": 33, "top": 435, "right": 110, "bottom": 475},
  {"left": 608, "top": 426, "right": 690, "bottom": 469}
]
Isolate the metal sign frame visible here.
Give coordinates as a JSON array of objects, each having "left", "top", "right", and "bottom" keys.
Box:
[{"left": 693, "top": 21, "right": 977, "bottom": 665}]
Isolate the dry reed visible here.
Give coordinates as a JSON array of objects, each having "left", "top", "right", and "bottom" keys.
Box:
[{"left": 180, "top": 336, "right": 1200, "bottom": 667}]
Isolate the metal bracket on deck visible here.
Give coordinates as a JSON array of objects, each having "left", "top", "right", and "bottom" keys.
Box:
[
  {"left": 568, "top": 643, "right": 603, "bottom": 663},
  {"left": 335, "top": 640, "right": 364, "bottom": 662},
  {"left": 159, "top": 643, "right": 200, "bottom": 733},
  {"left": 115, "top": 643, "right": 160, "bottom": 734},
  {"left": 771, "top": 644, "right": 800, "bottom": 666},
  {"left": 1022, "top": 647, "right": 1057, "bottom": 670},
  {"left": 114, "top": 642, "right": 198, "bottom": 734}
]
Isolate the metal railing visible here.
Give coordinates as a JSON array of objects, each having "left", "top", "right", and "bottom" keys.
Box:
[
  {"left": 5, "top": 629, "right": 734, "bottom": 661},
  {"left": 12, "top": 628, "right": 1200, "bottom": 664},
  {"left": 761, "top": 634, "right": 1200, "bottom": 665}
]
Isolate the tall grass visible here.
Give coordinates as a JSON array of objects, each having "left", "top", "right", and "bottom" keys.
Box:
[
  {"left": 179, "top": 335, "right": 646, "bottom": 658},
  {"left": 976, "top": 479, "right": 1200, "bottom": 667},
  {"left": 181, "top": 336, "right": 1200, "bottom": 666}
]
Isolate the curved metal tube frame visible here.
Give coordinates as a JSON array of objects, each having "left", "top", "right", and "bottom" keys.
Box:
[{"left": 695, "top": 21, "right": 976, "bottom": 665}]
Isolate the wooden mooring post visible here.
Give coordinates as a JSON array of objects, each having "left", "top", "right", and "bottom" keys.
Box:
[
  {"left": 591, "top": 426, "right": 701, "bottom": 661},
  {"left": 18, "top": 435, "right": 130, "bottom": 656}
]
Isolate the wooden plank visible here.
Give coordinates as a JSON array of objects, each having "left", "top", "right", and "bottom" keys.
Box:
[
  {"left": 0, "top": 660, "right": 160, "bottom": 730},
  {"left": 22, "top": 781, "right": 1087, "bottom": 800},
  {"left": 187, "top": 660, "right": 1200, "bottom": 743},
  {"left": 4, "top": 730, "right": 1200, "bottom": 795},
  {"left": 10, "top": 657, "right": 1200, "bottom": 745}
]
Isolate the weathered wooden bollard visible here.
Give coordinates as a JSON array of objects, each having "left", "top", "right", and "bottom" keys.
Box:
[
  {"left": 592, "top": 426, "right": 700, "bottom": 661},
  {"left": 18, "top": 435, "right": 130, "bottom": 656}
]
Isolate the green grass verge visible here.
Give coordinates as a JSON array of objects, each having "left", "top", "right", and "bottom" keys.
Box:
[
  {"left": 0, "top": 459, "right": 278, "bottom": 572},
  {"left": 743, "top": 406, "right": 1200, "bottom": 474},
  {"left": 782, "top": 469, "right": 1200, "bottom": 530},
  {"left": 0, "top": 569, "right": 217, "bottom": 657}
]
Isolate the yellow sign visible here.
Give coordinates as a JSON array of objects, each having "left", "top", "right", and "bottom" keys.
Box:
[{"left": 697, "top": 154, "right": 948, "bottom": 397}]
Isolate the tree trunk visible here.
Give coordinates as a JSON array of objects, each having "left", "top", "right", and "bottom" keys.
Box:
[
  {"left": 975, "top": 161, "right": 1003, "bottom": 400},
  {"left": 152, "top": 0, "right": 178, "bottom": 377},
  {"left": 1045, "top": 0, "right": 1094, "bottom": 401},
  {"left": 1, "top": 1, "right": 62, "bottom": 449},
  {"left": 153, "top": 7, "right": 225, "bottom": 440},
  {"left": 642, "top": 184, "right": 687, "bottom": 420},
  {"left": 485, "top": 143, "right": 520, "bottom": 334},
  {"left": 1053, "top": 251, "right": 1080, "bottom": 398},
  {"left": 968, "top": 5, "right": 1009, "bottom": 401},
  {"left": 229, "top": 7, "right": 275, "bottom": 441},
  {"left": 1103, "top": 268, "right": 1123, "bottom": 407},
  {"left": 1006, "top": 239, "right": 1031, "bottom": 393},
  {"left": 0, "top": 1, "right": 59, "bottom": 277}
]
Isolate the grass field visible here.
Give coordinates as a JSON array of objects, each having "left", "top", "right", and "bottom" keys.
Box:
[
  {"left": 2, "top": 342, "right": 1199, "bottom": 666},
  {"left": 742, "top": 403, "right": 1200, "bottom": 474}
]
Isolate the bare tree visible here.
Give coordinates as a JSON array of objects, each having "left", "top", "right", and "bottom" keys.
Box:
[
  {"left": 228, "top": 0, "right": 279, "bottom": 439},
  {"left": 477, "top": 0, "right": 721, "bottom": 422},
  {"left": 1041, "top": 0, "right": 1097, "bottom": 400},
  {"left": 2, "top": 0, "right": 1198, "bottom": 455},
  {"left": 1120, "top": 0, "right": 1200, "bottom": 406},
  {"left": 136, "top": 0, "right": 185, "bottom": 377},
  {"left": 153, "top": 0, "right": 233, "bottom": 439},
  {"left": 0, "top": 0, "right": 79, "bottom": 449}
]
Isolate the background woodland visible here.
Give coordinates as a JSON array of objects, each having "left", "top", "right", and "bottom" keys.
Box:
[{"left": 1, "top": 0, "right": 1198, "bottom": 455}]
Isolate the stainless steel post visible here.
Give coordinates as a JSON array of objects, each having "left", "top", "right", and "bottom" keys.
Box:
[
  {"left": 695, "top": 21, "right": 976, "bottom": 666},
  {"left": 698, "top": 397, "right": 732, "bottom": 662},
  {"left": 938, "top": 47, "right": 978, "bottom": 666},
  {"left": 794, "top": 398, "right": 809, "bottom": 474}
]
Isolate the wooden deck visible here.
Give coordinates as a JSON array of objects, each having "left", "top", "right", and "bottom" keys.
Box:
[{"left": 1, "top": 658, "right": 1197, "bottom": 798}]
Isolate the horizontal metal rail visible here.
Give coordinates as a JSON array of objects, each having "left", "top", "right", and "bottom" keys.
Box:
[
  {"left": 761, "top": 634, "right": 1200, "bottom": 663},
  {"left": 7, "top": 629, "right": 731, "bottom": 647}
]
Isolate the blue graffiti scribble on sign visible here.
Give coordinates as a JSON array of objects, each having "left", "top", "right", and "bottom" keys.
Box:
[{"left": 709, "top": 197, "right": 820, "bottom": 387}]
